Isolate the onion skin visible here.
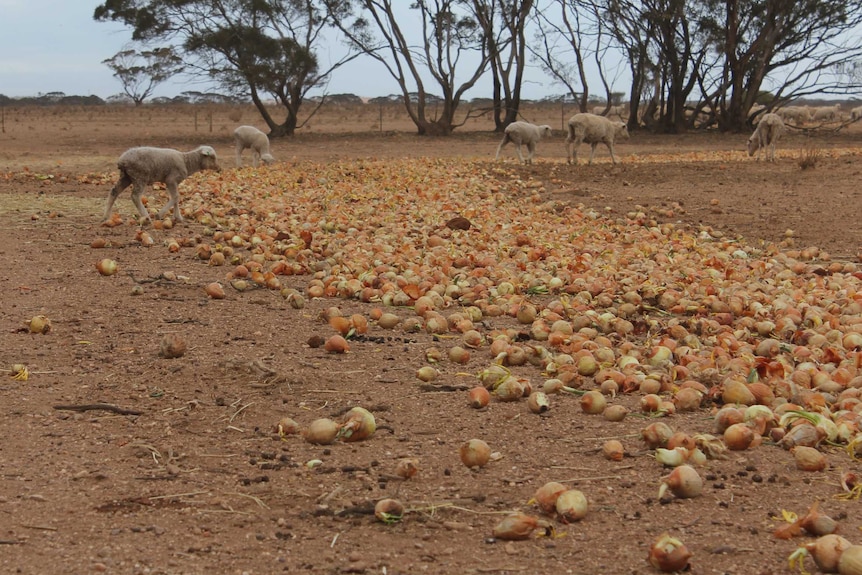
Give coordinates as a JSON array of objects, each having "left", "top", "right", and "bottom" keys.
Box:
[{"left": 459, "top": 438, "right": 491, "bottom": 468}]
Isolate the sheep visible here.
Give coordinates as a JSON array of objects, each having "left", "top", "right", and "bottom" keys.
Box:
[
  {"left": 747, "top": 113, "right": 785, "bottom": 162},
  {"left": 565, "top": 113, "right": 630, "bottom": 165},
  {"left": 495, "top": 121, "right": 553, "bottom": 164},
  {"left": 811, "top": 104, "right": 841, "bottom": 123},
  {"left": 103, "top": 145, "right": 220, "bottom": 224},
  {"left": 777, "top": 106, "right": 810, "bottom": 125},
  {"left": 852, "top": 106, "right": 862, "bottom": 121},
  {"left": 233, "top": 125, "right": 275, "bottom": 167}
]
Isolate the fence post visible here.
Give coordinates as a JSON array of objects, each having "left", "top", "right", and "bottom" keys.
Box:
[
  {"left": 379, "top": 103, "right": 383, "bottom": 132},
  {"left": 194, "top": 108, "right": 198, "bottom": 132}
]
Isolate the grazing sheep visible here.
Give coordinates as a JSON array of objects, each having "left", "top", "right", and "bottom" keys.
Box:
[
  {"left": 495, "top": 121, "right": 553, "bottom": 164},
  {"left": 233, "top": 125, "right": 275, "bottom": 167},
  {"left": 777, "top": 106, "right": 810, "bottom": 125},
  {"left": 811, "top": 104, "right": 841, "bottom": 123},
  {"left": 747, "top": 113, "right": 785, "bottom": 162},
  {"left": 852, "top": 106, "right": 862, "bottom": 121},
  {"left": 565, "top": 113, "right": 630, "bottom": 165},
  {"left": 103, "top": 146, "right": 220, "bottom": 223}
]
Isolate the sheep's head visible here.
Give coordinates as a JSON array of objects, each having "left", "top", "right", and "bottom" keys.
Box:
[
  {"left": 615, "top": 122, "right": 630, "bottom": 140},
  {"left": 747, "top": 135, "right": 759, "bottom": 156},
  {"left": 540, "top": 125, "right": 553, "bottom": 138},
  {"left": 198, "top": 146, "right": 221, "bottom": 172},
  {"left": 261, "top": 153, "right": 275, "bottom": 165}
]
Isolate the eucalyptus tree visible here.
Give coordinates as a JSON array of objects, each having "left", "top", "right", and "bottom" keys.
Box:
[
  {"left": 325, "top": 0, "right": 490, "bottom": 135},
  {"left": 696, "top": 0, "right": 862, "bottom": 131},
  {"left": 471, "top": 0, "right": 536, "bottom": 131},
  {"left": 94, "top": 0, "right": 359, "bottom": 136},
  {"left": 102, "top": 46, "right": 184, "bottom": 106}
]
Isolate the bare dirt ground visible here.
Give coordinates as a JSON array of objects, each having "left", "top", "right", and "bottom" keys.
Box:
[{"left": 1, "top": 102, "right": 862, "bottom": 575}]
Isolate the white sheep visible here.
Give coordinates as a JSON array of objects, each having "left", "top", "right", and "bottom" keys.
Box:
[
  {"left": 811, "top": 104, "right": 841, "bottom": 123},
  {"left": 495, "top": 121, "right": 553, "bottom": 164},
  {"left": 777, "top": 106, "right": 810, "bottom": 125},
  {"left": 565, "top": 113, "right": 630, "bottom": 165},
  {"left": 103, "top": 145, "right": 220, "bottom": 224},
  {"left": 747, "top": 113, "right": 785, "bottom": 162},
  {"left": 233, "top": 125, "right": 275, "bottom": 167},
  {"left": 852, "top": 106, "right": 862, "bottom": 121}
]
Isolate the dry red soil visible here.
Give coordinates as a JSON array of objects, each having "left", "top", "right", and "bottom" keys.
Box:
[{"left": 1, "top": 103, "right": 862, "bottom": 575}]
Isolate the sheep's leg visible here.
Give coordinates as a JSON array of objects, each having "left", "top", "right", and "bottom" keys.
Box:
[
  {"left": 608, "top": 143, "right": 618, "bottom": 165},
  {"left": 157, "top": 182, "right": 184, "bottom": 222},
  {"left": 235, "top": 142, "right": 244, "bottom": 168},
  {"left": 565, "top": 138, "right": 577, "bottom": 165},
  {"left": 103, "top": 172, "right": 132, "bottom": 221},
  {"left": 130, "top": 183, "right": 151, "bottom": 224},
  {"left": 252, "top": 150, "right": 260, "bottom": 168},
  {"left": 514, "top": 143, "right": 526, "bottom": 164},
  {"left": 495, "top": 134, "right": 510, "bottom": 161},
  {"left": 526, "top": 142, "right": 535, "bottom": 164},
  {"left": 588, "top": 143, "right": 598, "bottom": 165}
]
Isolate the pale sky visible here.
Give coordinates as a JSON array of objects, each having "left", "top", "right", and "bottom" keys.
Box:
[{"left": 0, "top": 1, "right": 581, "bottom": 101}]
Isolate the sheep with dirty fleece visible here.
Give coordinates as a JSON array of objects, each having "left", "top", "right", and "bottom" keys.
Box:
[
  {"left": 565, "top": 113, "right": 629, "bottom": 165},
  {"left": 747, "top": 113, "right": 785, "bottom": 162},
  {"left": 103, "top": 146, "right": 220, "bottom": 224},
  {"left": 495, "top": 121, "right": 553, "bottom": 164},
  {"left": 233, "top": 125, "right": 275, "bottom": 167}
]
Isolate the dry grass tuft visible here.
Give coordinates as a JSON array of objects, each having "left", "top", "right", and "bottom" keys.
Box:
[{"left": 797, "top": 140, "right": 820, "bottom": 170}]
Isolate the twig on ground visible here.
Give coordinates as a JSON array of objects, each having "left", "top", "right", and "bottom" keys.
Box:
[{"left": 53, "top": 403, "right": 142, "bottom": 416}]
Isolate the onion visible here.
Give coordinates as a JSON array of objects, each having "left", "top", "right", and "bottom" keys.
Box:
[
  {"left": 555, "top": 489, "right": 588, "bottom": 523},
  {"left": 467, "top": 386, "right": 491, "bottom": 408},
  {"left": 603, "top": 404, "right": 629, "bottom": 422},
  {"left": 580, "top": 390, "right": 606, "bottom": 414},
  {"left": 723, "top": 423, "right": 760, "bottom": 451},
  {"left": 459, "top": 438, "right": 491, "bottom": 468},
  {"left": 324, "top": 334, "right": 349, "bottom": 353},
  {"left": 804, "top": 534, "right": 852, "bottom": 573},
  {"left": 793, "top": 445, "right": 827, "bottom": 471},
  {"left": 492, "top": 512, "right": 543, "bottom": 541},
  {"left": 27, "top": 315, "right": 52, "bottom": 335},
  {"left": 602, "top": 439, "right": 624, "bottom": 461},
  {"left": 533, "top": 481, "right": 567, "bottom": 514},
  {"left": 96, "top": 258, "right": 118, "bottom": 276},
  {"left": 158, "top": 334, "right": 187, "bottom": 359},
  {"left": 338, "top": 406, "right": 376, "bottom": 442},
  {"left": 275, "top": 416, "right": 300, "bottom": 437},
  {"left": 642, "top": 422, "right": 674, "bottom": 449},
  {"left": 303, "top": 418, "right": 339, "bottom": 445},
  {"left": 527, "top": 391, "right": 550, "bottom": 413},
  {"left": 374, "top": 498, "right": 405, "bottom": 524},
  {"left": 658, "top": 464, "right": 702, "bottom": 499},
  {"left": 205, "top": 282, "right": 225, "bottom": 299},
  {"left": 394, "top": 458, "right": 420, "bottom": 479},
  {"left": 648, "top": 533, "right": 692, "bottom": 572}
]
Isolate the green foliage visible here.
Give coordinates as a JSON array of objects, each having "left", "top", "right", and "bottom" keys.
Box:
[{"left": 94, "top": 0, "right": 354, "bottom": 136}]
